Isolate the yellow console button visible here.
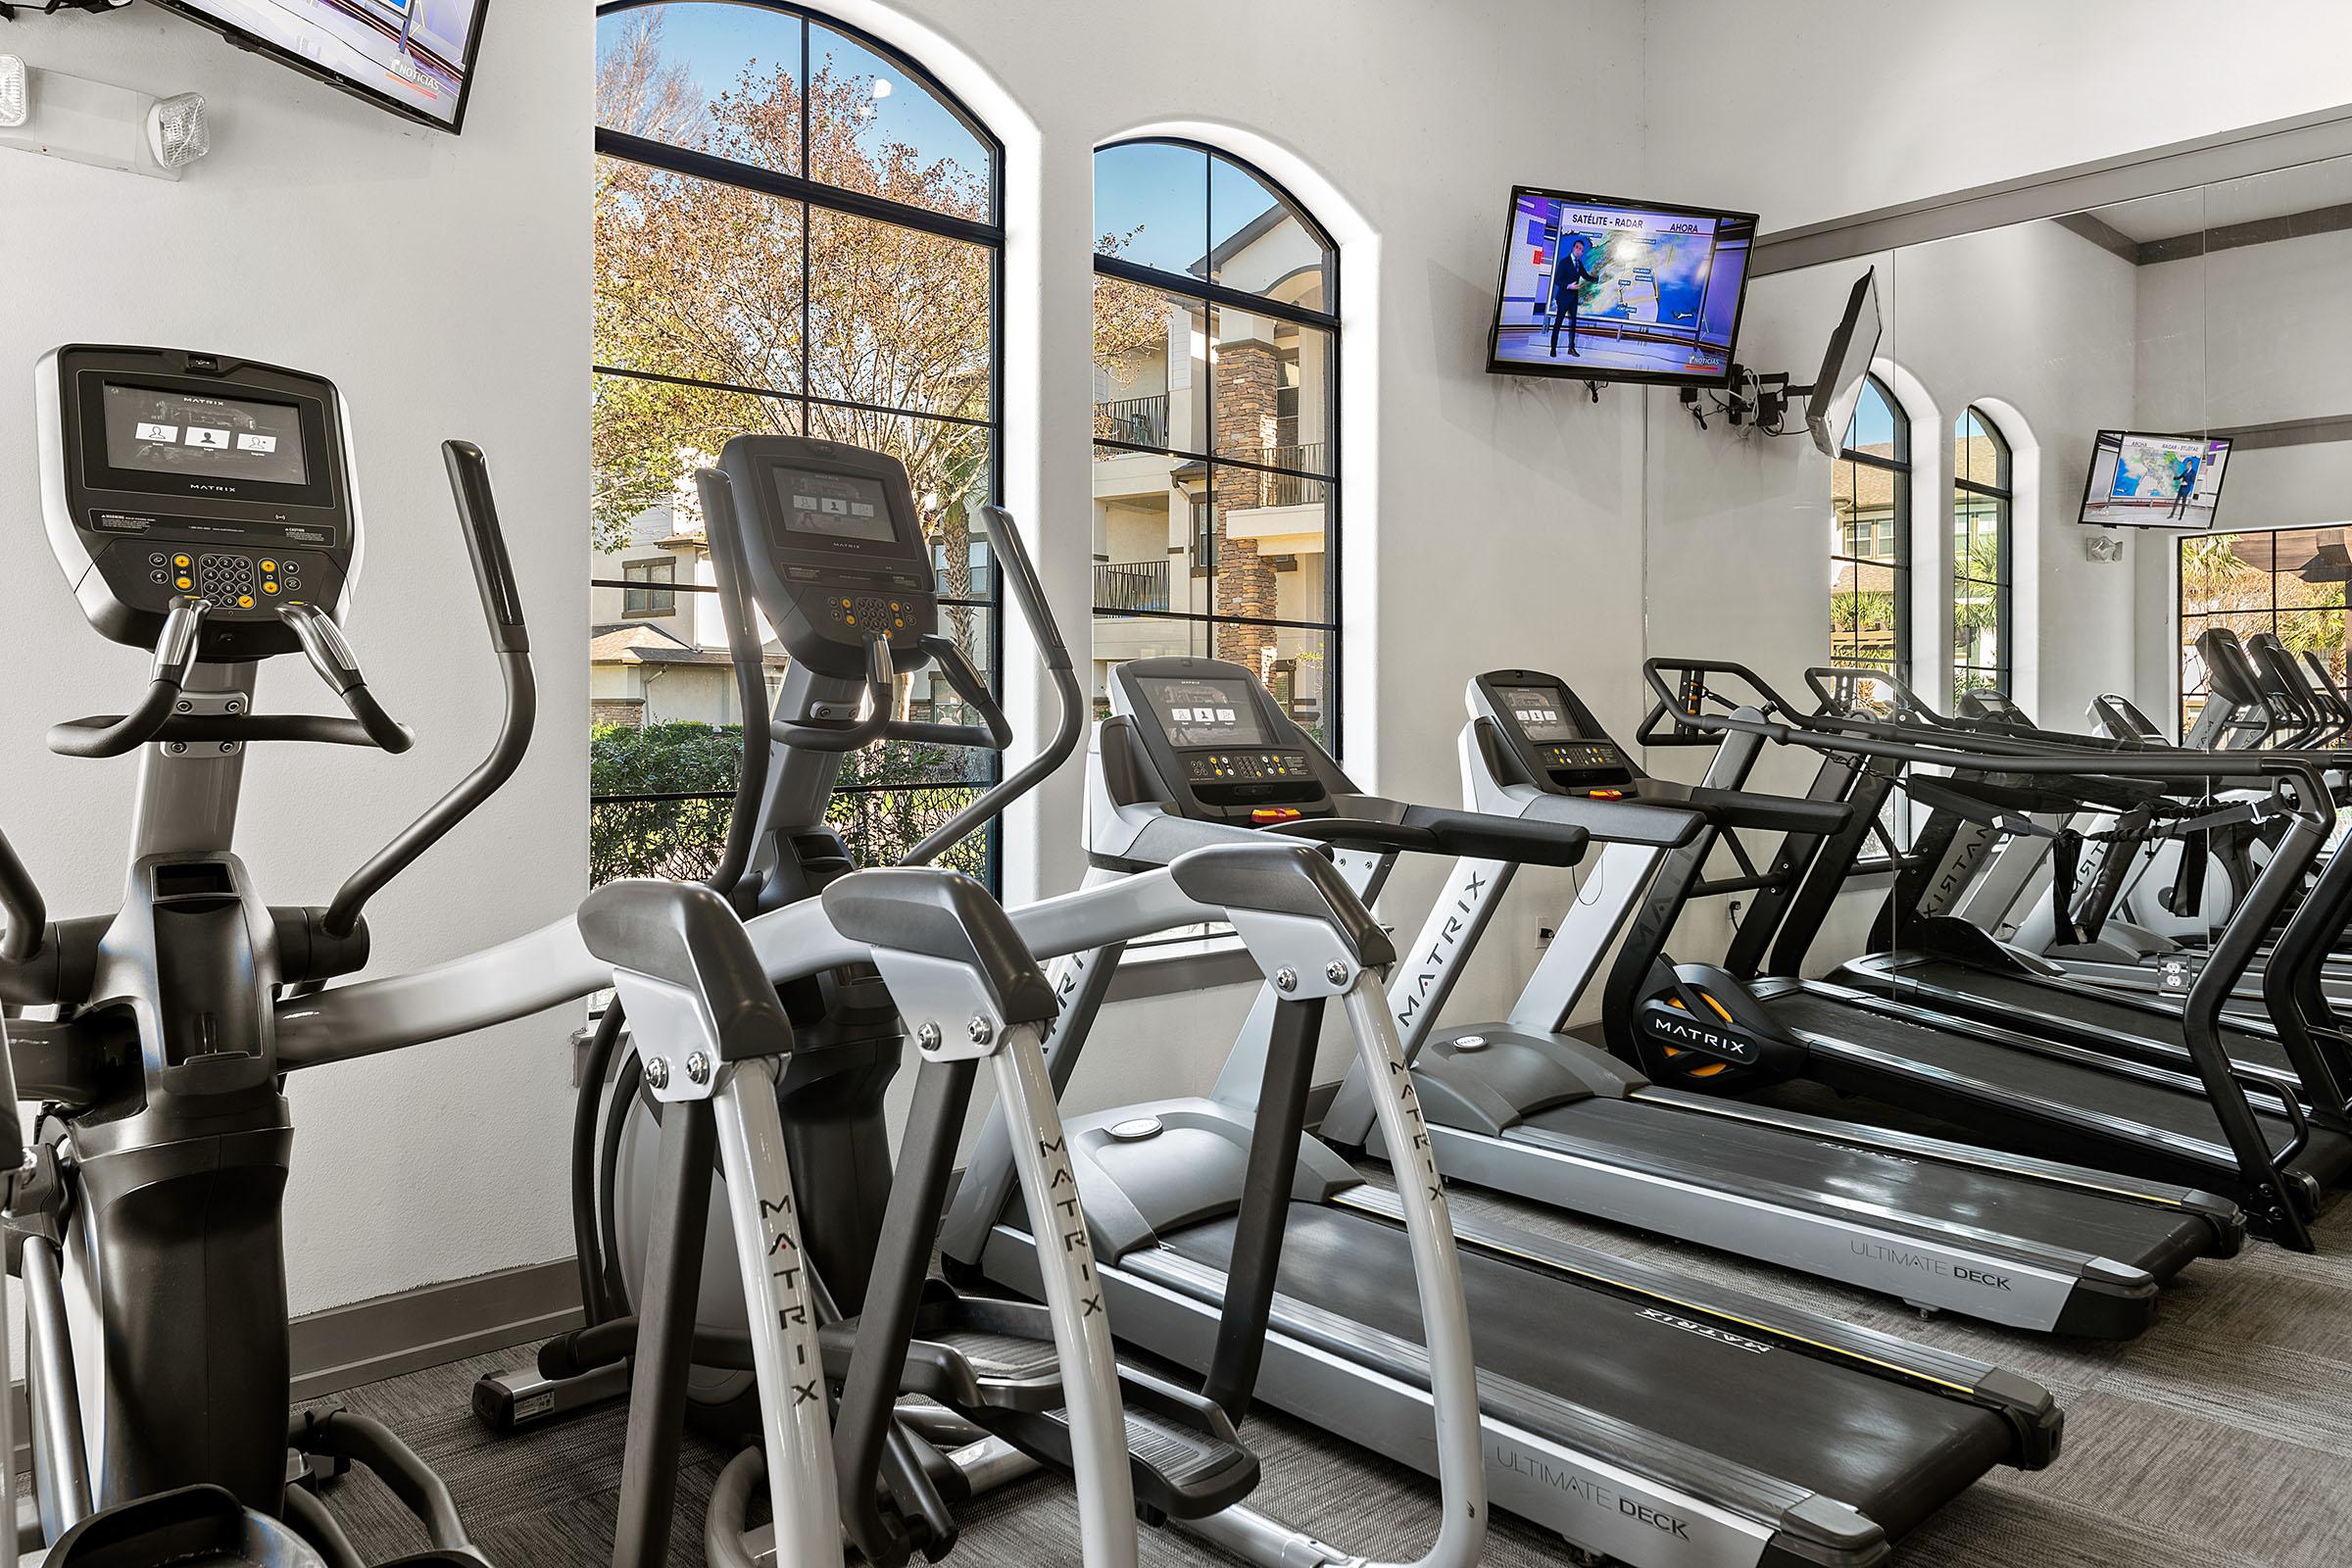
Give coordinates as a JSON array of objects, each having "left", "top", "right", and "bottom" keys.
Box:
[
  {"left": 263, "top": 581, "right": 280, "bottom": 595},
  {"left": 174, "top": 576, "right": 193, "bottom": 590},
  {"left": 236, "top": 595, "right": 255, "bottom": 609},
  {"left": 172, "top": 554, "right": 191, "bottom": 567},
  {"left": 260, "top": 560, "right": 276, "bottom": 572}
]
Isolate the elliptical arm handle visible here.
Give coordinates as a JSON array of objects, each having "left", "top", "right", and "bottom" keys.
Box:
[
  {"left": 0, "top": 827, "right": 44, "bottom": 967},
  {"left": 447, "top": 440, "right": 530, "bottom": 654},
  {"left": 898, "top": 505, "right": 1087, "bottom": 867},
  {"left": 317, "top": 443, "right": 538, "bottom": 940},
  {"left": 45, "top": 597, "right": 211, "bottom": 760},
  {"left": 696, "top": 467, "right": 774, "bottom": 906}
]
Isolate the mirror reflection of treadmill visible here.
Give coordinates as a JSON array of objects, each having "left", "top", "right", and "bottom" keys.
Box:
[{"left": 1569, "top": 662, "right": 2350, "bottom": 1245}]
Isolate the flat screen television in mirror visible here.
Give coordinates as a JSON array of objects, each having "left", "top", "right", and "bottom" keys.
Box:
[
  {"left": 155, "top": 0, "right": 489, "bottom": 131},
  {"left": 1487, "top": 186, "right": 1757, "bottom": 388},
  {"left": 2079, "top": 430, "right": 2232, "bottom": 530}
]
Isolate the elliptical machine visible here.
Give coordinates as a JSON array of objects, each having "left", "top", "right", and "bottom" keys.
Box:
[
  {"left": 0, "top": 344, "right": 532, "bottom": 1565},
  {"left": 481, "top": 434, "right": 1270, "bottom": 1566}
]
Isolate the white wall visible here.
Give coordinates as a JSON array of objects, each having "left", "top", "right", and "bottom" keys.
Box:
[
  {"left": 0, "top": 10, "right": 591, "bottom": 1312},
  {"left": 1644, "top": 0, "right": 2352, "bottom": 232}
]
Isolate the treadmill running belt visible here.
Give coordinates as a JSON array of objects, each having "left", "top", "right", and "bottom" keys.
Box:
[
  {"left": 1766, "top": 988, "right": 2309, "bottom": 1157},
  {"left": 1884, "top": 957, "right": 2293, "bottom": 1081},
  {"left": 1160, "top": 1202, "right": 2015, "bottom": 1543},
  {"left": 1521, "top": 1097, "right": 2216, "bottom": 1277}
]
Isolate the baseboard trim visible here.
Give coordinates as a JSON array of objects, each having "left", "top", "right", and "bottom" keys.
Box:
[{"left": 288, "top": 1257, "right": 583, "bottom": 1402}]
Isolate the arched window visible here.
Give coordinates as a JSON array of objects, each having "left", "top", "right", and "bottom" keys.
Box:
[
  {"left": 1090, "top": 140, "right": 1342, "bottom": 746},
  {"left": 1952, "top": 406, "right": 2013, "bottom": 698},
  {"left": 587, "top": 2, "right": 1004, "bottom": 883},
  {"left": 1830, "top": 374, "right": 1910, "bottom": 675}
]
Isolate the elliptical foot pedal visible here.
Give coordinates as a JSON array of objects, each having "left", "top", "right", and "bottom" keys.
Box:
[
  {"left": 822, "top": 1281, "right": 1069, "bottom": 1414},
  {"left": 984, "top": 1365, "right": 1259, "bottom": 1521}
]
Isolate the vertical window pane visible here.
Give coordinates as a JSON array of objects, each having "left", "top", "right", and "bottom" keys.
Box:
[
  {"left": 1094, "top": 276, "right": 1206, "bottom": 453},
  {"left": 1210, "top": 309, "right": 1334, "bottom": 474},
  {"left": 1091, "top": 448, "right": 1199, "bottom": 614},
  {"left": 597, "top": 2, "right": 805, "bottom": 174},
  {"left": 1204, "top": 489, "right": 1333, "bottom": 631},
  {"left": 592, "top": 374, "right": 800, "bottom": 552},
  {"left": 1216, "top": 623, "right": 1333, "bottom": 747},
  {"left": 1210, "top": 156, "right": 1332, "bottom": 311},
  {"left": 808, "top": 24, "right": 991, "bottom": 218},
  {"left": 597, "top": 157, "right": 805, "bottom": 391},
  {"left": 808, "top": 209, "right": 994, "bottom": 419},
  {"left": 1094, "top": 141, "right": 1210, "bottom": 277}
]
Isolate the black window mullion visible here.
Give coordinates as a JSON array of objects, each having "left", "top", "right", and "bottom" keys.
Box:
[
  {"left": 597, "top": 128, "right": 1003, "bottom": 248},
  {"left": 1092, "top": 254, "right": 1339, "bottom": 332}
]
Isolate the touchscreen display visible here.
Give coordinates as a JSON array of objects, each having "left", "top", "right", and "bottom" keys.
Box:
[
  {"left": 102, "top": 382, "right": 309, "bottom": 485},
  {"left": 775, "top": 467, "right": 897, "bottom": 542},
  {"left": 1140, "top": 676, "right": 1270, "bottom": 749},
  {"left": 1496, "top": 684, "right": 1584, "bottom": 744}
]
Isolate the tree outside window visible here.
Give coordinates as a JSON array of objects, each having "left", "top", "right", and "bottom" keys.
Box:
[{"left": 589, "top": 1, "right": 1004, "bottom": 884}]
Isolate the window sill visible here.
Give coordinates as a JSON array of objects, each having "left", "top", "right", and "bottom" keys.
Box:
[{"left": 1105, "top": 932, "right": 1263, "bottom": 1004}]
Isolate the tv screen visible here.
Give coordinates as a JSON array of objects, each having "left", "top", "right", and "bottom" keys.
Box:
[
  {"left": 1804, "top": 269, "right": 1882, "bottom": 458},
  {"left": 155, "top": 0, "right": 490, "bottom": 131},
  {"left": 1488, "top": 186, "right": 1757, "bottom": 387},
  {"left": 2079, "top": 429, "right": 2232, "bottom": 530}
]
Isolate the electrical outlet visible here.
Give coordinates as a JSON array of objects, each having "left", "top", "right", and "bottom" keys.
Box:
[{"left": 1534, "top": 920, "right": 1555, "bottom": 949}]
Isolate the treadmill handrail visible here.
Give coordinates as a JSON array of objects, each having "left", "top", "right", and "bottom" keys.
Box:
[{"left": 1659, "top": 699, "right": 2330, "bottom": 1247}]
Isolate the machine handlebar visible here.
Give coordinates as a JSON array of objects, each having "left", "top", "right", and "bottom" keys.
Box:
[
  {"left": 899, "top": 506, "right": 1087, "bottom": 867},
  {"left": 316, "top": 442, "right": 539, "bottom": 940}
]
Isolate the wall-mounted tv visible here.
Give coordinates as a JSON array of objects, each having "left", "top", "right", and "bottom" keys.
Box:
[
  {"left": 154, "top": 0, "right": 490, "bottom": 132},
  {"left": 1803, "top": 269, "right": 1882, "bottom": 458},
  {"left": 1487, "top": 186, "right": 1757, "bottom": 388},
  {"left": 2078, "top": 429, "right": 2232, "bottom": 530}
]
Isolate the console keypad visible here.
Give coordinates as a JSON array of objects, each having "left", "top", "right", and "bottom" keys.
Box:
[
  {"left": 1186, "top": 751, "right": 1312, "bottom": 782},
  {"left": 828, "top": 594, "right": 906, "bottom": 632},
  {"left": 144, "top": 550, "right": 309, "bottom": 610},
  {"left": 1543, "top": 742, "right": 1621, "bottom": 769}
]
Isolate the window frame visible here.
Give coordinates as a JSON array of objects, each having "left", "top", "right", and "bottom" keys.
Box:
[
  {"left": 590, "top": 0, "right": 1007, "bottom": 888},
  {"left": 621, "top": 556, "right": 678, "bottom": 618},
  {"left": 1951, "top": 405, "right": 2013, "bottom": 700},
  {"left": 1090, "top": 136, "right": 1345, "bottom": 756},
  {"left": 1830, "top": 372, "right": 1912, "bottom": 679},
  {"left": 2176, "top": 526, "right": 2350, "bottom": 734}
]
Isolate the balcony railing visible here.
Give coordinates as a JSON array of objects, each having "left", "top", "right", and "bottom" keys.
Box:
[
  {"left": 1094, "top": 558, "right": 1170, "bottom": 612},
  {"left": 1233, "top": 442, "right": 1326, "bottom": 509},
  {"left": 1095, "top": 394, "right": 1169, "bottom": 449}
]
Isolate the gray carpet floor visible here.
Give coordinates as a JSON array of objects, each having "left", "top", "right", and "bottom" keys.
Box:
[{"left": 318, "top": 1122, "right": 2352, "bottom": 1565}]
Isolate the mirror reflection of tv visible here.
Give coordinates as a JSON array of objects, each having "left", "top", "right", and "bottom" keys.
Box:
[
  {"left": 154, "top": 0, "right": 490, "bottom": 132},
  {"left": 2078, "top": 429, "right": 2233, "bottom": 530},
  {"left": 1804, "top": 269, "right": 1882, "bottom": 458},
  {"left": 1487, "top": 186, "right": 1758, "bottom": 388}
]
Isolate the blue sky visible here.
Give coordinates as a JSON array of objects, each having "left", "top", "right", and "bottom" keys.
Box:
[{"left": 598, "top": 3, "right": 985, "bottom": 182}]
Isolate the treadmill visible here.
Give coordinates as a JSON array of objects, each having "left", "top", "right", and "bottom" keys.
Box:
[
  {"left": 1602, "top": 660, "right": 2352, "bottom": 1251},
  {"left": 1762, "top": 669, "right": 2352, "bottom": 1122},
  {"left": 2034, "top": 628, "right": 2352, "bottom": 1012},
  {"left": 1312, "top": 667, "right": 2242, "bottom": 1337},
  {"left": 942, "top": 658, "right": 2064, "bottom": 1568}
]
